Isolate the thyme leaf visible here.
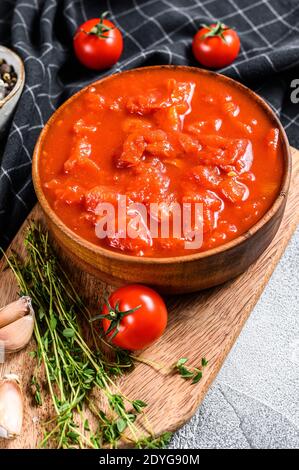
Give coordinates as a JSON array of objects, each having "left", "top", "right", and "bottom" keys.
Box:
[{"left": 174, "top": 357, "right": 208, "bottom": 384}]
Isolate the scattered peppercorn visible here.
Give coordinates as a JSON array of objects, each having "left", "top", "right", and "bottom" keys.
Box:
[{"left": 0, "top": 58, "right": 18, "bottom": 101}]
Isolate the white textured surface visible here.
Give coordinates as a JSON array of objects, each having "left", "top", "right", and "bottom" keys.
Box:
[{"left": 171, "top": 228, "right": 299, "bottom": 449}]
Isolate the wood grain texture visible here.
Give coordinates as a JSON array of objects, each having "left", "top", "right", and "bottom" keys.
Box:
[{"left": 0, "top": 147, "right": 298, "bottom": 449}]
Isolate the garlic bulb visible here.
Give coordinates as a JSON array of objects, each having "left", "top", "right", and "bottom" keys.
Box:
[
  {"left": 0, "top": 374, "right": 23, "bottom": 439},
  {"left": 0, "top": 297, "right": 35, "bottom": 354}
]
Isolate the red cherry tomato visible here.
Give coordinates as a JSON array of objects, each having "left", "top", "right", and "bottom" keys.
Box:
[
  {"left": 73, "top": 13, "right": 123, "bottom": 70},
  {"left": 99, "top": 284, "right": 168, "bottom": 351},
  {"left": 192, "top": 22, "right": 240, "bottom": 69}
]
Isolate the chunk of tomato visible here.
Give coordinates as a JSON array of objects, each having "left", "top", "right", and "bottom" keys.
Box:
[
  {"left": 220, "top": 177, "right": 249, "bottom": 203},
  {"left": 189, "top": 165, "right": 221, "bottom": 188}
]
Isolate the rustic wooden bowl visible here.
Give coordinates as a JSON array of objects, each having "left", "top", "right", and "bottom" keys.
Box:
[{"left": 32, "top": 66, "right": 291, "bottom": 294}]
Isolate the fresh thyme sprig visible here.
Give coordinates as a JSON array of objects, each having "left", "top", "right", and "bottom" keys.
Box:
[
  {"left": 3, "top": 223, "right": 162, "bottom": 449},
  {"left": 174, "top": 357, "right": 208, "bottom": 384},
  {"left": 136, "top": 432, "right": 173, "bottom": 449}
]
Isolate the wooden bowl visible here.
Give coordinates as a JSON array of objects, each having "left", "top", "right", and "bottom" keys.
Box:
[{"left": 32, "top": 66, "right": 291, "bottom": 294}]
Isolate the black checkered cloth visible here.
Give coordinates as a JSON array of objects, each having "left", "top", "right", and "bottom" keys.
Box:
[{"left": 0, "top": 0, "right": 298, "bottom": 250}]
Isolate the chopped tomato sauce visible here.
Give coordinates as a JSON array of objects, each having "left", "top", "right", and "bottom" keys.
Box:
[{"left": 40, "top": 69, "right": 284, "bottom": 257}]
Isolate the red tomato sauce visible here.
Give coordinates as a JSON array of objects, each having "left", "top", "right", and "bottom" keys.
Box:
[{"left": 39, "top": 68, "right": 284, "bottom": 257}]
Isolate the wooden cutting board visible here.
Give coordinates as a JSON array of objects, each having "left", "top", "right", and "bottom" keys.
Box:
[{"left": 0, "top": 147, "right": 298, "bottom": 449}]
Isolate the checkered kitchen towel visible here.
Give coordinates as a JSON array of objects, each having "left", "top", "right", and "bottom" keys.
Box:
[{"left": 0, "top": 0, "right": 298, "bottom": 250}]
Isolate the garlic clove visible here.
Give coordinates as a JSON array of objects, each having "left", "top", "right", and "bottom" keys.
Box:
[
  {"left": 0, "top": 308, "right": 35, "bottom": 354},
  {"left": 0, "top": 296, "right": 32, "bottom": 329},
  {"left": 0, "top": 374, "right": 23, "bottom": 439}
]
